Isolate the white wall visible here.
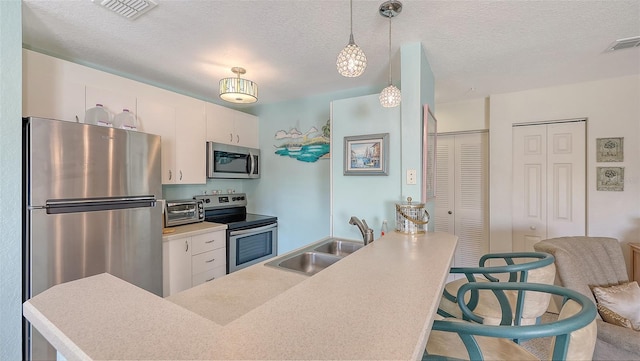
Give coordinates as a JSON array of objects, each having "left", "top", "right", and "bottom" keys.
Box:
[
  {"left": 0, "top": 1, "right": 23, "bottom": 359},
  {"left": 436, "top": 98, "right": 489, "bottom": 133},
  {"left": 489, "top": 75, "right": 640, "bottom": 267}
]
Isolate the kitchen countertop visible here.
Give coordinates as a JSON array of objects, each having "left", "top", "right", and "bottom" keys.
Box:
[
  {"left": 162, "top": 221, "right": 227, "bottom": 241},
  {"left": 24, "top": 231, "right": 457, "bottom": 360},
  {"left": 167, "top": 255, "right": 308, "bottom": 325}
]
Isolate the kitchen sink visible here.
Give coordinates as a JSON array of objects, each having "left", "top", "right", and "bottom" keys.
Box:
[
  {"left": 276, "top": 252, "right": 342, "bottom": 276},
  {"left": 313, "top": 239, "right": 363, "bottom": 257},
  {"left": 265, "top": 238, "right": 364, "bottom": 276}
]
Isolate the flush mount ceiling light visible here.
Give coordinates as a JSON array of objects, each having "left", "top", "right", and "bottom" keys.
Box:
[
  {"left": 379, "top": 0, "right": 402, "bottom": 108},
  {"left": 219, "top": 67, "right": 258, "bottom": 104},
  {"left": 94, "top": 0, "right": 157, "bottom": 20}
]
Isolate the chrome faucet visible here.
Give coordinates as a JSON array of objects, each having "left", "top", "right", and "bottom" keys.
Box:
[{"left": 349, "top": 216, "right": 374, "bottom": 245}]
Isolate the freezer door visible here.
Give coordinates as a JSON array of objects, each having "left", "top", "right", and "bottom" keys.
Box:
[
  {"left": 26, "top": 205, "right": 162, "bottom": 297},
  {"left": 25, "top": 204, "right": 162, "bottom": 360},
  {"left": 25, "top": 117, "right": 162, "bottom": 206}
]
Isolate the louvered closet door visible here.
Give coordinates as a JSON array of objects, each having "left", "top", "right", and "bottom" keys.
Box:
[{"left": 435, "top": 133, "right": 489, "bottom": 271}]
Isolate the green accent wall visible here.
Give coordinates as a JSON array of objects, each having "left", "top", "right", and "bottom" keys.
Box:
[
  {"left": 0, "top": 1, "right": 23, "bottom": 359},
  {"left": 331, "top": 42, "right": 435, "bottom": 238},
  {"left": 245, "top": 87, "right": 376, "bottom": 254}
]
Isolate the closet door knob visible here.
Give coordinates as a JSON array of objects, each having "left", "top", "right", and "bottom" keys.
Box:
[{"left": 448, "top": 211, "right": 452, "bottom": 215}]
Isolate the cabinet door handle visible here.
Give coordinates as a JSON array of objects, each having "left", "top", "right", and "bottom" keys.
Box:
[
  {"left": 205, "top": 258, "right": 215, "bottom": 263},
  {"left": 206, "top": 277, "right": 215, "bottom": 282},
  {"left": 169, "top": 170, "right": 172, "bottom": 180},
  {"left": 179, "top": 170, "right": 183, "bottom": 181},
  {"left": 205, "top": 239, "right": 215, "bottom": 244},
  {"left": 229, "top": 133, "right": 233, "bottom": 142},
  {"left": 448, "top": 211, "right": 452, "bottom": 215},
  {"left": 236, "top": 134, "right": 240, "bottom": 143},
  {"left": 185, "top": 240, "right": 189, "bottom": 252}
]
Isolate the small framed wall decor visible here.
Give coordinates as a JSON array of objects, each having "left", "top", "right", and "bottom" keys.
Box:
[
  {"left": 596, "top": 137, "right": 624, "bottom": 162},
  {"left": 343, "top": 133, "right": 389, "bottom": 176},
  {"left": 597, "top": 166, "right": 624, "bottom": 191}
]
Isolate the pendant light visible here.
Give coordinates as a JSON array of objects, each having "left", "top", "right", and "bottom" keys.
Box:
[
  {"left": 336, "top": 0, "right": 367, "bottom": 77},
  {"left": 219, "top": 67, "right": 258, "bottom": 104},
  {"left": 379, "top": 0, "right": 402, "bottom": 108}
]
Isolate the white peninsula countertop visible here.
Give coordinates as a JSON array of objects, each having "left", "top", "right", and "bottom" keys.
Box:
[{"left": 24, "top": 231, "right": 457, "bottom": 361}]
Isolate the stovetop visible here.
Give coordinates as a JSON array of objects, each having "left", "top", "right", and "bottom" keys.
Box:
[
  {"left": 206, "top": 213, "right": 277, "bottom": 231},
  {"left": 195, "top": 193, "right": 277, "bottom": 230}
]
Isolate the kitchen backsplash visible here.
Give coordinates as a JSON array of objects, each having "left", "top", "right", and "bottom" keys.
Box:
[{"left": 162, "top": 179, "right": 245, "bottom": 200}]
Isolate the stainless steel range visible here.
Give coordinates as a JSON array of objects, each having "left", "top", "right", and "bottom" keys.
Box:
[{"left": 194, "top": 193, "right": 277, "bottom": 273}]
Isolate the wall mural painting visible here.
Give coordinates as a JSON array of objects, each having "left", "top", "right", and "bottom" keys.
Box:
[{"left": 274, "top": 120, "right": 330, "bottom": 163}]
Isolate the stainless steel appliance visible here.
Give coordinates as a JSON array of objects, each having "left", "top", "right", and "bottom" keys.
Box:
[
  {"left": 22, "top": 117, "right": 162, "bottom": 360},
  {"left": 194, "top": 193, "right": 277, "bottom": 273},
  {"left": 164, "top": 199, "right": 204, "bottom": 227},
  {"left": 206, "top": 142, "right": 260, "bottom": 179}
]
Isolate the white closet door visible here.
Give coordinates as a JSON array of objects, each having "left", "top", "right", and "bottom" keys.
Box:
[
  {"left": 435, "top": 133, "right": 489, "bottom": 270},
  {"left": 512, "top": 121, "right": 585, "bottom": 252},
  {"left": 512, "top": 125, "right": 548, "bottom": 252},
  {"left": 434, "top": 137, "right": 455, "bottom": 235},
  {"left": 546, "top": 122, "right": 586, "bottom": 238},
  {"left": 454, "top": 133, "right": 489, "bottom": 267}
]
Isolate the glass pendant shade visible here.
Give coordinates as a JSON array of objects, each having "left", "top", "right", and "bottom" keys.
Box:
[
  {"left": 379, "top": 1, "right": 402, "bottom": 108},
  {"left": 219, "top": 67, "right": 258, "bottom": 104},
  {"left": 336, "top": 0, "right": 366, "bottom": 77},
  {"left": 379, "top": 84, "right": 401, "bottom": 108},
  {"left": 337, "top": 35, "right": 367, "bottom": 77}
]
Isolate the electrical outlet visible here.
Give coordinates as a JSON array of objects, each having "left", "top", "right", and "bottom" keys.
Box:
[{"left": 407, "top": 169, "right": 417, "bottom": 185}]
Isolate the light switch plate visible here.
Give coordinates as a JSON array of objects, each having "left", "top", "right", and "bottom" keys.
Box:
[{"left": 407, "top": 169, "right": 417, "bottom": 184}]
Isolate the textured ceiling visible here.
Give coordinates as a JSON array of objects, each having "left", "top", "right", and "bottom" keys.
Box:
[{"left": 21, "top": 0, "right": 640, "bottom": 109}]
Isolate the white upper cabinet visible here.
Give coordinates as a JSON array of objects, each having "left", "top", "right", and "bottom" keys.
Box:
[
  {"left": 22, "top": 52, "right": 85, "bottom": 122},
  {"left": 138, "top": 96, "right": 206, "bottom": 185},
  {"left": 205, "top": 102, "right": 259, "bottom": 148},
  {"left": 137, "top": 98, "right": 177, "bottom": 184},
  {"left": 174, "top": 99, "right": 206, "bottom": 184},
  {"left": 234, "top": 110, "right": 259, "bottom": 148},
  {"left": 85, "top": 85, "right": 136, "bottom": 123},
  {"left": 23, "top": 49, "right": 218, "bottom": 185}
]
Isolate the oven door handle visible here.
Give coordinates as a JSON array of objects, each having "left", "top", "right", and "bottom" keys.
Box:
[{"left": 229, "top": 222, "right": 277, "bottom": 236}]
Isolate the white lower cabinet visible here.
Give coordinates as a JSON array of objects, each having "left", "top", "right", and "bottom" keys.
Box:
[{"left": 163, "top": 230, "right": 226, "bottom": 297}]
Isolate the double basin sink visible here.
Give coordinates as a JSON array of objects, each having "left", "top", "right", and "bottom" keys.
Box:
[{"left": 265, "top": 238, "right": 364, "bottom": 276}]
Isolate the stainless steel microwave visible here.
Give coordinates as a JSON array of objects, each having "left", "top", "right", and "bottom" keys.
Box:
[{"left": 206, "top": 142, "right": 260, "bottom": 179}]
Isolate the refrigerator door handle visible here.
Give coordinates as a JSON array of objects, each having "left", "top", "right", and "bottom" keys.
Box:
[{"left": 46, "top": 196, "right": 157, "bottom": 214}]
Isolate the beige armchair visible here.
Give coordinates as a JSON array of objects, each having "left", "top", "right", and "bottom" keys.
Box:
[{"left": 534, "top": 236, "right": 640, "bottom": 360}]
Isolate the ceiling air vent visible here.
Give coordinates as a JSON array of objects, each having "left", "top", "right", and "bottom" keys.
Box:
[
  {"left": 605, "top": 36, "right": 640, "bottom": 52},
  {"left": 96, "top": 0, "right": 158, "bottom": 20}
]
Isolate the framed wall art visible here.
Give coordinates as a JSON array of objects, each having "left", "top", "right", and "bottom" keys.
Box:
[
  {"left": 343, "top": 133, "right": 389, "bottom": 176},
  {"left": 597, "top": 166, "right": 624, "bottom": 191},
  {"left": 596, "top": 137, "right": 623, "bottom": 162}
]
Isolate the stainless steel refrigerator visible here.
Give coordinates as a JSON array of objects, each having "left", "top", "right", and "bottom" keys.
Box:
[{"left": 23, "top": 117, "right": 163, "bottom": 360}]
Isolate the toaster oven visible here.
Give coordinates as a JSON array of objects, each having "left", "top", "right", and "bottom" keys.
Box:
[{"left": 164, "top": 199, "right": 204, "bottom": 227}]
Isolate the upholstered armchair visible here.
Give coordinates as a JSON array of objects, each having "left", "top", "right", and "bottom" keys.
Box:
[
  {"left": 438, "top": 252, "right": 556, "bottom": 326},
  {"left": 534, "top": 236, "right": 640, "bottom": 360},
  {"left": 425, "top": 282, "right": 598, "bottom": 361}
]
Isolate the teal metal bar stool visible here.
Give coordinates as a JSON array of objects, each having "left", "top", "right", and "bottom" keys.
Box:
[
  {"left": 438, "top": 252, "right": 556, "bottom": 327},
  {"left": 426, "top": 282, "right": 598, "bottom": 361}
]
